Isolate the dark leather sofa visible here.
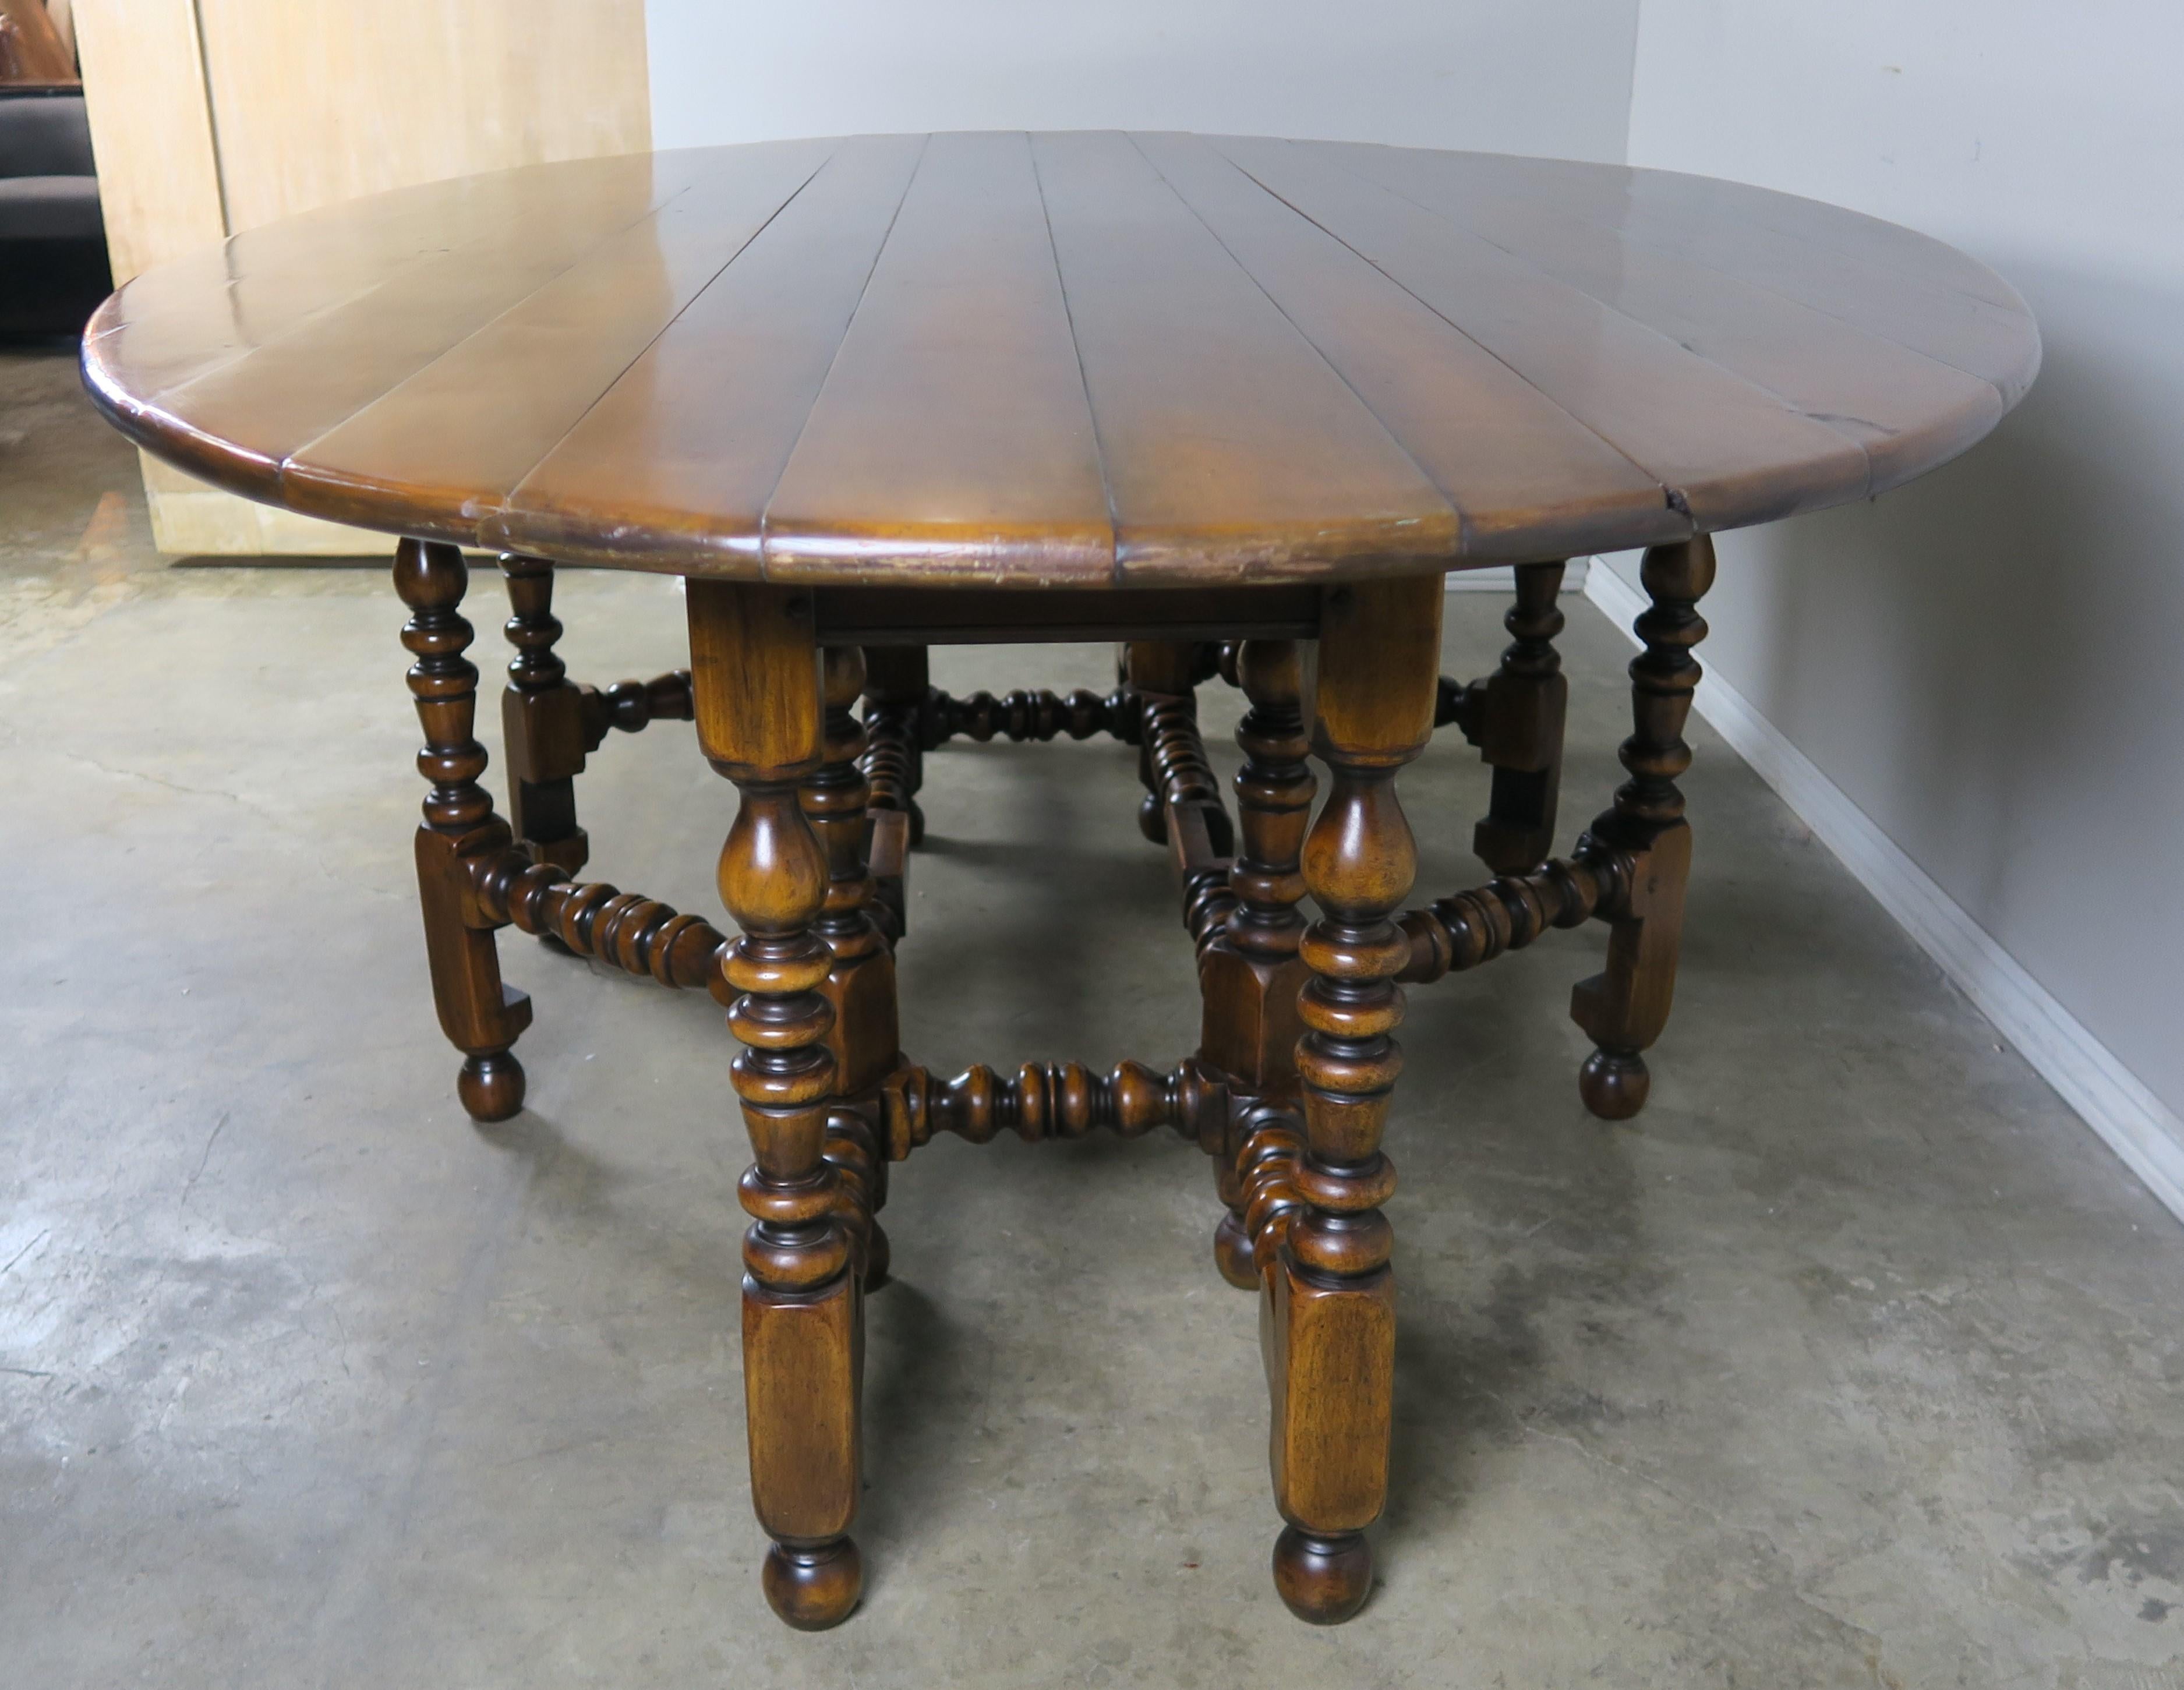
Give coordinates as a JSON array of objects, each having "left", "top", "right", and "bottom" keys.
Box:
[{"left": 0, "top": 87, "right": 109, "bottom": 337}]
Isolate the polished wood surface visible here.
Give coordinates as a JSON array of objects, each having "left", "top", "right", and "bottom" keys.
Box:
[
  {"left": 72, "top": 0, "right": 651, "bottom": 556},
  {"left": 84, "top": 134, "right": 2038, "bottom": 584},
  {"left": 110, "top": 130, "right": 2037, "bottom": 1636}
]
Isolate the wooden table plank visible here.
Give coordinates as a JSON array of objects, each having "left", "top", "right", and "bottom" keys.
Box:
[
  {"left": 1212, "top": 136, "right": 1871, "bottom": 531},
  {"left": 495, "top": 136, "right": 926, "bottom": 570},
  {"left": 279, "top": 141, "right": 840, "bottom": 537},
  {"left": 759, "top": 131, "right": 1114, "bottom": 585},
  {"left": 1030, "top": 129, "right": 1459, "bottom": 583},
  {"left": 1133, "top": 131, "right": 1686, "bottom": 564},
  {"left": 96, "top": 153, "right": 728, "bottom": 500},
  {"left": 1317, "top": 141, "right": 2006, "bottom": 496},
  {"left": 86, "top": 155, "right": 677, "bottom": 428},
  {"left": 1334, "top": 144, "right": 2040, "bottom": 405}
]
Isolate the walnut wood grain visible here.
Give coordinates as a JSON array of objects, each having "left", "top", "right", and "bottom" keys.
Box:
[{"left": 84, "top": 135, "right": 2038, "bottom": 582}]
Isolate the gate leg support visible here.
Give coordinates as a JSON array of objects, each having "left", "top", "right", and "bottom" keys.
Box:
[
  {"left": 1571, "top": 537, "right": 1715, "bottom": 1120},
  {"left": 1198, "top": 638, "right": 1315, "bottom": 1288},
  {"left": 499, "top": 553, "right": 593, "bottom": 876},
  {"left": 395, "top": 539, "right": 532, "bottom": 1122}
]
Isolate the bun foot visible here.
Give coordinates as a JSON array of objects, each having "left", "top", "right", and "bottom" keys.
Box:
[
  {"left": 458, "top": 1051, "right": 525, "bottom": 1123},
  {"left": 1273, "top": 1526, "right": 1372, "bottom": 1624},
  {"left": 1214, "top": 1211, "right": 1260, "bottom": 1290},
  {"left": 763, "top": 1538, "right": 862, "bottom": 1630},
  {"left": 1578, "top": 1048, "right": 1649, "bottom": 1120}
]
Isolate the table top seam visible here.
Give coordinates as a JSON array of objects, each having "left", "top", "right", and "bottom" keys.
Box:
[
  {"left": 1327, "top": 140, "right": 2017, "bottom": 413},
  {"left": 1295, "top": 139, "right": 1882, "bottom": 507},
  {"left": 756, "top": 133, "right": 935, "bottom": 583},
  {"left": 1204, "top": 136, "right": 1688, "bottom": 527},
  {"left": 492, "top": 142, "right": 846, "bottom": 558},
  {"left": 1128, "top": 130, "right": 1466, "bottom": 562}
]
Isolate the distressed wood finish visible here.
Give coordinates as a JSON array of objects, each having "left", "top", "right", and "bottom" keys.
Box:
[
  {"left": 85, "top": 136, "right": 2037, "bottom": 582},
  {"left": 90, "top": 133, "right": 2038, "bottom": 1636}
]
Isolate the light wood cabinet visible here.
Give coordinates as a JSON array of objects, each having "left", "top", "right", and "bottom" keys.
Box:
[{"left": 73, "top": 0, "right": 651, "bottom": 554}]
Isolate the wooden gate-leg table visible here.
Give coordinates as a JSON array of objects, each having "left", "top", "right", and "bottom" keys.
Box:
[
  {"left": 386, "top": 542, "right": 1717, "bottom": 1627},
  {"left": 84, "top": 130, "right": 2038, "bottom": 1632}
]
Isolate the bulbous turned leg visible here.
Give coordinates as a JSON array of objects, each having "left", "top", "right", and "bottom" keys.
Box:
[
  {"left": 860, "top": 644, "right": 930, "bottom": 846},
  {"left": 498, "top": 553, "right": 592, "bottom": 878},
  {"left": 689, "top": 579, "right": 863, "bottom": 1631},
  {"left": 1571, "top": 538, "right": 1714, "bottom": 1121},
  {"left": 1125, "top": 640, "right": 1200, "bottom": 844},
  {"left": 804, "top": 645, "right": 902, "bottom": 1099},
  {"left": 394, "top": 538, "right": 532, "bottom": 1123},
  {"left": 1213, "top": 1214, "right": 1258, "bottom": 1292},
  {"left": 1472, "top": 559, "right": 1568, "bottom": 876},
  {"left": 1263, "top": 576, "right": 1442, "bottom": 1625},
  {"left": 1196, "top": 638, "right": 1315, "bottom": 1289}
]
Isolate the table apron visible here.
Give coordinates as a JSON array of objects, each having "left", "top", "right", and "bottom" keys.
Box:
[{"left": 807, "top": 584, "right": 1323, "bottom": 646}]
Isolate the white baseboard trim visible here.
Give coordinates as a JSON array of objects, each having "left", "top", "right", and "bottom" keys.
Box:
[
  {"left": 1447, "top": 559, "right": 1590, "bottom": 592},
  {"left": 1583, "top": 558, "right": 2184, "bottom": 1225}
]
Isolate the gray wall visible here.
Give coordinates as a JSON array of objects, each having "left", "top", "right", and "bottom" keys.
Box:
[
  {"left": 644, "top": 0, "right": 1641, "bottom": 162},
  {"left": 1619, "top": 0, "right": 2184, "bottom": 1123}
]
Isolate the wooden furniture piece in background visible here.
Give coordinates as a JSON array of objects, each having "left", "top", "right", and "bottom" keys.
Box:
[
  {"left": 68, "top": 0, "right": 648, "bottom": 554},
  {"left": 0, "top": 0, "right": 75, "bottom": 85},
  {"left": 83, "top": 132, "right": 2039, "bottom": 1629},
  {"left": 0, "top": 87, "right": 107, "bottom": 334}
]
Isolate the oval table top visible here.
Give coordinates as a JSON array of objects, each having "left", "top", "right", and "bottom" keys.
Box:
[{"left": 83, "top": 132, "right": 2039, "bottom": 588}]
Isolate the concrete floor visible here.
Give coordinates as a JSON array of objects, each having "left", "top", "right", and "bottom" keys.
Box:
[{"left": 3, "top": 342, "right": 2181, "bottom": 1689}]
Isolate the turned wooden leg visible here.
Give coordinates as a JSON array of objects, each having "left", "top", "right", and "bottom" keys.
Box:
[
  {"left": 499, "top": 553, "right": 592, "bottom": 876},
  {"left": 688, "top": 579, "right": 863, "bottom": 1631},
  {"left": 804, "top": 645, "right": 899, "bottom": 1289},
  {"left": 1268, "top": 575, "right": 1442, "bottom": 1624},
  {"left": 1472, "top": 560, "right": 1567, "bottom": 875},
  {"left": 1571, "top": 536, "right": 1715, "bottom": 1120},
  {"left": 1198, "top": 638, "right": 1316, "bottom": 1289},
  {"left": 1125, "top": 639, "right": 1197, "bottom": 845},
  {"left": 395, "top": 539, "right": 532, "bottom": 1123},
  {"left": 860, "top": 644, "right": 929, "bottom": 845}
]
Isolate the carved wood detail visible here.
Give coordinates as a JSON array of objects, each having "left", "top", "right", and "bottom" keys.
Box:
[
  {"left": 397, "top": 538, "right": 532, "bottom": 1122},
  {"left": 1396, "top": 849, "right": 1632, "bottom": 984},
  {"left": 387, "top": 538, "right": 1732, "bottom": 1630},
  {"left": 881, "top": 1059, "right": 1228, "bottom": 1160},
  {"left": 471, "top": 851, "right": 731, "bottom": 998},
  {"left": 1570, "top": 537, "right": 1715, "bottom": 1120}
]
